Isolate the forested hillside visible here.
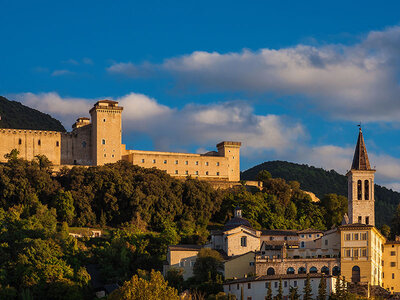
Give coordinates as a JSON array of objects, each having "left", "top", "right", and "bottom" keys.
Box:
[
  {"left": 242, "top": 160, "right": 400, "bottom": 227},
  {"left": 0, "top": 96, "right": 65, "bottom": 131}
]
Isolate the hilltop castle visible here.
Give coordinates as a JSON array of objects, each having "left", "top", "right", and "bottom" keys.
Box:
[{"left": 0, "top": 100, "right": 241, "bottom": 181}]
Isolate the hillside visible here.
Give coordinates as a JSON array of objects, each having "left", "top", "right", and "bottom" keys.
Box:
[
  {"left": 242, "top": 160, "right": 400, "bottom": 227},
  {"left": 0, "top": 96, "right": 65, "bottom": 132}
]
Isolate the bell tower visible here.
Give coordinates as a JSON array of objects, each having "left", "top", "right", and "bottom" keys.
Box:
[{"left": 346, "top": 127, "right": 375, "bottom": 226}]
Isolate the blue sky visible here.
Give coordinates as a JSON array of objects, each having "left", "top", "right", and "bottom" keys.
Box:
[{"left": 2, "top": 0, "right": 400, "bottom": 189}]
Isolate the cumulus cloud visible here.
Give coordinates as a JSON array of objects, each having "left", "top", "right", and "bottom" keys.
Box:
[
  {"left": 108, "top": 26, "right": 400, "bottom": 122},
  {"left": 10, "top": 91, "right": 400, "bottom": 190}
]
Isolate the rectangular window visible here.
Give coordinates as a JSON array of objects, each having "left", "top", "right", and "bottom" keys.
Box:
[
  {"left": 392, "top": 273, "right": 395, "bottom": 279},
  {"left": 241, "top": 236, "right": 247, "bottom": 247},
  {"left": 175, "top": 160, "right": 178, "bottom": 164},
  {"left": 102, "top": 139, "right": 106, "bottom": 145},
  {"left": 56, "top": 141, "right": 59, "bottom": 147},
  {"left": 185, "top": 161, "right": 188, "bottom": 165},
  {"left": 265, "top": 282, "right": 269, "bottom": 288},
  {"left": 216, "top": 172, "right": 220, "bottom": 176},
  {"left": 390, "top": 262, "right": 396, "bottom": 267},
  {"left": 164, "top": 160, "right": 167, "bottom": 164},
  {"left": 141, "top": 159, "right": 145, "bottom": 163},
  {"left": 284, "top": 281, "right": 287, "bottom": 288},
  {"left": 205, "top": 162, "right": 209, "bottom": 166},
  {"left": 18, "top": 138, "right": 22, "bottom": 145},
  {"left": 361, "top": 233, "right": 367, "bottom": 240},
  {"left": 345, "top": 234, "right": 351, "bottom": 240},
  {"left": 38, "top": 139, "right": 41, "bottom": 146},
  {"left": 247, "top": 283, "right": 251, "bottom": 289},
  {"left": 195, "top": 171, "right": 199, "bottom": 175},
  {"left": 185, "top": 171, "right": 189, "bottom": 175},
  {"left": 390, "top": 251, "right": 396, "bottom": 256},
  {"left": 104, "top": 154, "right": 106, "bottom": 157},
  {"left": 195, "top": 161, "right": 199, "bottom": 165},
  {"left": 175, "top": 170, "right": 178, "bottom": 174},
  {"left": 362, "top": 249, "right": 367, "bottom": 257},
  {"left": 217, "top": 162, "right": 220, "bottom": 166},
  {"left": 354, "top": 249, "right": 359, "bottom": 257},
  {"left": 153, "top": 159, "right": 156, "bottom": 163},
  {"left": 274, "top": 282, "right": 278, "bottom": 288},
  {"left": 366, "top": 216, "right": 369, "bottom": 225},
  {"left": 358, "top": 216, "right": 362, "bottom": 223},
  {"left": 206, "top": 171, "right": 209, "bottom": 175},
  {"left": 294, "top": 281, "right": 297, "bottom": 287},
  {"left": 325, "top": 240, "right": 328, "bottom": 246},
  {"left": 354, "top": 233, "right": 359, "bottom": 240},
  {"left": 346, "top": 249, "right": 351, "bottom": 257},
  {"left": 237, "top": 284, "right": 239, "bottom": 290}
]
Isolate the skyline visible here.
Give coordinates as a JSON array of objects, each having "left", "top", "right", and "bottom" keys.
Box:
[{"left": 2, "top": 1, "right": 400, "bottom": 190}]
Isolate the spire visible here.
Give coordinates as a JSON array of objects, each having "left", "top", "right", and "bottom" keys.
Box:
[{"left": 351, "top": 127, "right": 372, "bottom": 170}]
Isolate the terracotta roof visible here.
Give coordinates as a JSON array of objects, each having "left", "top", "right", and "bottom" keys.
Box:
[
  {"left": 224, "top": 217, "right": 252, "bottom": 230},
  {"left": 339, "top": 223, "right": 374, "bottom": 230},
  {"left": 168, "top": 245, "right": 202, "bottom": 251},
  {"left": 351, "top": 128, "right": 372, "bottom": 171},
  {"left": 262, "top": 229, "right": 298, "bottom": 236},
  {"left": 225, "top": 273, "right": 332, "bottom": 284},
  {"left": 297, "top": 229, "right": 323, "bottom": 234}
]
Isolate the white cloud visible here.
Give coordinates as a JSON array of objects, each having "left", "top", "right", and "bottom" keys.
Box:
[
  {"left": 108, "top": 26, "right": 400, "bottom": 122},
  {"left": 10, "top": 91, "right": 400, "bottom": 190},
  {"left": 51, "top": 69, "right": 74, "bottom": 76}
]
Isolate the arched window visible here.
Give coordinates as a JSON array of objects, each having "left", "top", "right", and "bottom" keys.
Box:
[
  {"left": 56, "top": 141, "right": 59, "bottom": 147},
  {"left": 267, "top": 267, "right": 275, "bottom": 275},
  {"left": 352, "top": 266, "right": 360, "bottom": 283},
  {"left": 38, "top": 139, "right": 41, "bottom": 146},
  {"left": 310, "top": 267, "right": 318, "bottom": 274},
  {"left": 321, "top": 266, "right": 329, "bottom": 275},
  {"left": 18, "top": 138, "right": 22, "bottom": 145},
  {"left": 332, "top": 266, "right": 340, "bottom": 276},
  {"left": 298, "top": 267, "right": 306, "bottom": 274},
  {"left": 364, "top": 180, "right": 369, "bottom": 200},
  {"left": 287, "top": 267, "right": 295, "bottom": 274},
  {"left": 357, "top": 180, "right": 362, "bottom": 200}
]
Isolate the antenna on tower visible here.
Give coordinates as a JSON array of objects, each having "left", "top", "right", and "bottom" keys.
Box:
[{"left": 357, "top": 122, "right": 362, "bottom": 132}]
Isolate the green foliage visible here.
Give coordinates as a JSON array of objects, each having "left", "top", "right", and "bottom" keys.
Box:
[
  {"left": 320, "top": 194, "right": 347, "bottom": 228},
  {"left": 4, "top": 149, "right": 19, "bottom": 161},
  {"left": 54, "top": 190, "right": 75, "bottom": 225},
  {"left": 193, "top": 248, "right": 224, "bottom": 283},
  {"left": 275, "top": 277, "right": 283, "bottom": 300},
  {"left": 165, "top": 268, "right": 184, "bottom": 293},
  {"left": 317, "top": 275, "right": 327, "bottom": 300},
  {"left": 108, "top": 270, "right": 179, "bottom": 300},
  {"left": 242, "top": 160, "right": 400, "bottom": 227},
  {"left": 392, "top": 204, "right": 400, "bottom": 236},
  {"left": 303, "top": 274, "right": 312, "bottom": 300},
  {"left": 266, "top": 282, "right": 272, "bottom": 300},
  {"left": 0, "top": 96, "right": 65, "bottom": 132},
  {"left": 289, "top": 286, "right": 300, "bottom": 300},
  {"left": 380, "top": 224, "right": 391, "bottom": 238}
]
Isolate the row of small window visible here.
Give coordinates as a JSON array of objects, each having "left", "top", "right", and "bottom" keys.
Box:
[
  {"left": 300, "top": 234, "right": 320, "bottom": 238},
  {"left": 344, "top": 232, "right": 368, "bottom": 241},
  {"left": 382, "top": 261, "right": 397, "bottom": 267},
  {"left": 17, "top": 138, "right": 59, "bottom": 147},
  {"left": 140, "top": 158, "right": 220, "bottom": 166},
  {"left": 231, "top": 279, "right": 305, "bottom": 291},
  {"left": 103, "top": 154, "right": 115, "bottom": 158},
  {"left": 343, "top": 248, "right": 368, "bottom": 257},
  {"left": 267, "top": 266, "right": 339, "bottom": 276},
  {"left": 173, "top": 170, "right": 220, "bottom": 176}
]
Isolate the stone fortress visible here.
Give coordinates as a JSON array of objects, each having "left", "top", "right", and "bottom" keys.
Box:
[
  {"left": 0, "top": 100, "right": 241, "bottom": 182},
  {"left": 164, "top": 128, "right": 400, "bottom": 299}
]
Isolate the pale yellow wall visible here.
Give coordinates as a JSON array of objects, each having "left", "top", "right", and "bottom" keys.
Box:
[
  {"left": 224, "top": 252, "right": 255, "bottom": 279},
  {"left": 217, "top": 142, "right": 241, "bottom": 181},
  {"left": 61, "top": 124, "right": 92, "bottom": 165},
  {"left": 165, "top": 249, "right": 199, "bottom": 280},
  {"left": 123, "top": 150, "right": 229, "bottom": 180},
  {"left": 90, "top": 101, "right": 123, "bottom": 166},
  {"left": 0, "top": 129, "right": 61, "bottom": 164},
  {"left": 340, "top": 227, "right": 384, "bottom": 286},
  {"left": 382, "top": 242, "right": 400, "bottom": 293},
  {"left": 224, "top": 227, "right": 261, "bottom": 256}
]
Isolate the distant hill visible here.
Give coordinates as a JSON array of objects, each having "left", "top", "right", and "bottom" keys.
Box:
[
  {"left": 0, "top": 96, "right": 65, "bottom": 132},
  {"left": 242, "top": 160, "right": 400, "bottom": 228}
]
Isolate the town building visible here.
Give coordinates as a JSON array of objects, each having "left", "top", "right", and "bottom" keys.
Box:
[
  {"left": 164, "top": 128, "right": 400, "bottom": 298},
  {"left": 0, "top": 100, "right": 242, "bottom": 181}
]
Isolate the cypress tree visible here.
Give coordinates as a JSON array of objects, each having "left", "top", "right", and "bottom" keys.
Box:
[
  {"left": 266, "top": 282, "right": 272, "bottom": 300},
  {"left": 240, "top": 286, "right": 244, "bottom": 300},
  {"left": 317, "top": 275, "right": 327, "bottom": 300},
  {"left": 289, "top": 286, "right": 300, "bottom": 300},
  {"left": 303, "top": 274, "right": 313, "bottom": 300},
  {"left": 276, "top": 277, "right": 283, "bottom": 300}
]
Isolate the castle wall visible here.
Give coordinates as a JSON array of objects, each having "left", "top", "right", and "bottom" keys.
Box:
[
  {"left": 61, "top": 125, "right": 92, "bottom": 165},
  {"left": 0, "top": 129, "right": 61, "bottom": 164},
  {"left": 122, "top": 150, "right": 230, "bottom": 180}
]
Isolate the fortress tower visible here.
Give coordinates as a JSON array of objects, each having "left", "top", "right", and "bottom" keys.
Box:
[
  {"left": 346, "top": 127, "right": 375, "bottom": 226},
  {"left": 217, "top": 141, "right": 241, "bottom": 181},
  {"left": 89, "top": 100, "right": 123, "bottom": 165}
]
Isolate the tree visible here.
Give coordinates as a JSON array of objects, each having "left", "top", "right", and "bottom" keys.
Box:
[
  {"left": 4, "top": 149, "right": 19, "bottom": 161},
  {"left": 240, "top": 287, "right": 243, "bottom": 300},
  {"left": 54, "top": 190, "right": 75, "bottom": 225},
  {"left": 320, "top": 194, "right": 347, "bottom": 228},
  {"left": 265, "top": 282, "right": 272, "bottom": 300},
  {"left": 165, "top": 268, "right": 184, "bottom": 293},
  {"left": 289, "top": 286, "right": 300, "bottom": 300},
  {"left": 303, "top": 274, "right": 312, "bottom": 300},
  {"left": 34, "top": 154, "right": 52, "bottom": 170},
  {"left": 275, "top": 277, "right": 283, "bottom": 300},
  {"left": 392, "top": 204, "right": 400, "bottom": 236},
  {"left": 108, "top": 270, "right": 179, "bottom": 300},
  {"left": 193, "top": 248, "right": 224, "bottom": 283},
  {"left": 256, "top": 170, "right": 272, "bottom": 182},
  {"left": 381, "top": 224, "right": 391, "bottom": 238},
  {"left": 317, "top": 275, "right": 327, "bottom": 300}
]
